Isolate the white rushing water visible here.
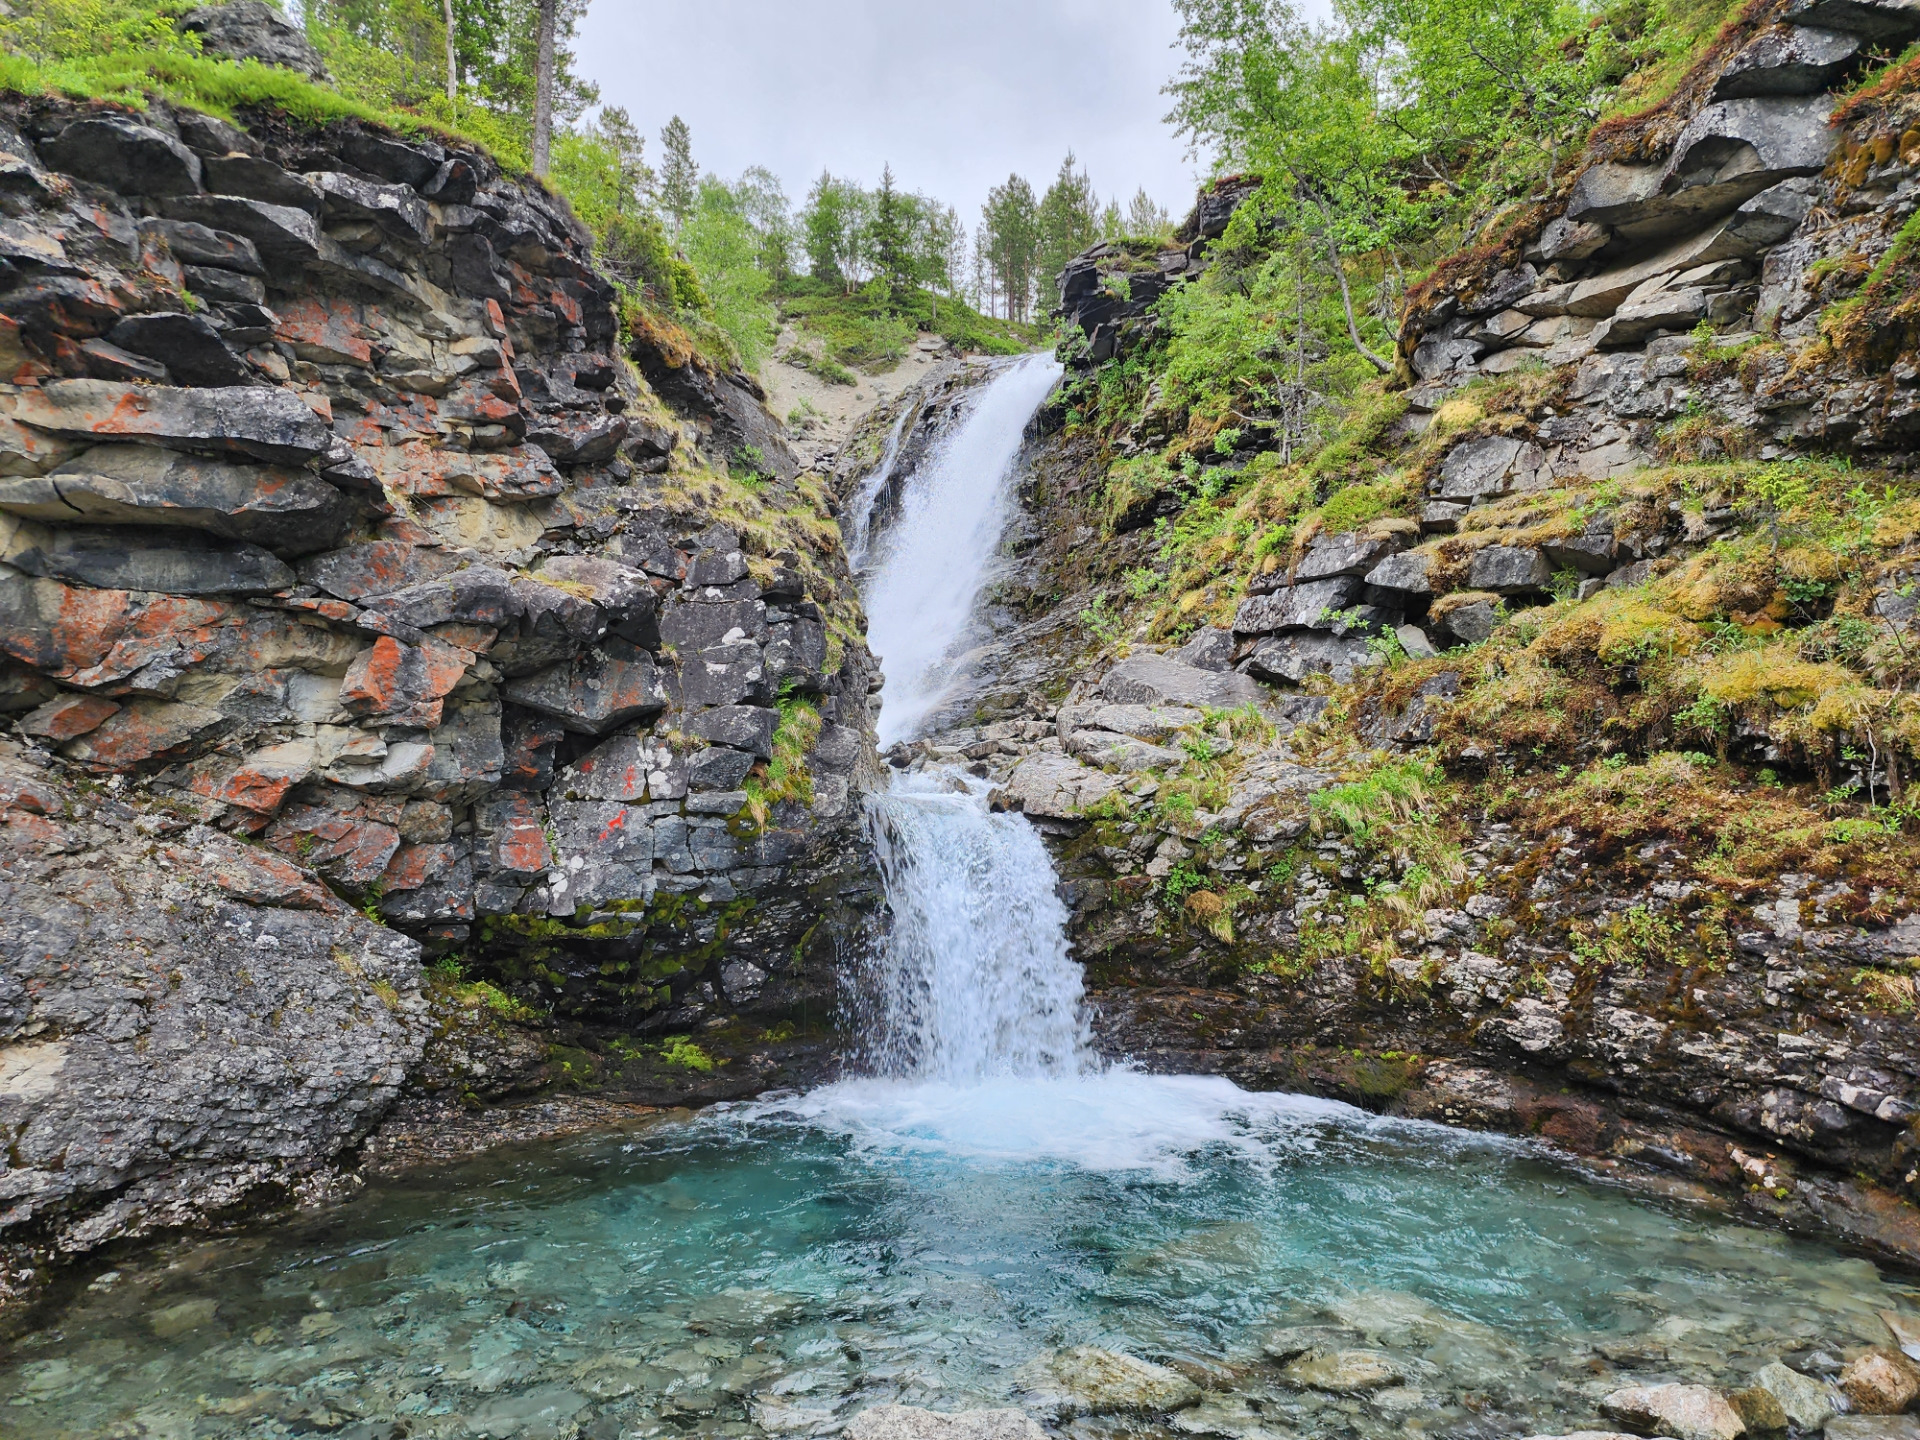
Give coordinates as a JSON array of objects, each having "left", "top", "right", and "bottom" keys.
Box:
[
  {"left": 790, "top": 345, "right": 1283, "bottom": 1172},
  {"left": 861, "top": 771, "right": 1091, "bottom": 1080},
  {"left": 862, "top": 353, "right": 1063, "bottom": 749}
]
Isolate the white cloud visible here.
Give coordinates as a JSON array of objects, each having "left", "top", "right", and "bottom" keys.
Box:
[{"left": 573, "top": 0, "right": 1205, "bottom": 229}]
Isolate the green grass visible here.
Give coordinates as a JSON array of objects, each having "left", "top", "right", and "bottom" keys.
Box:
[{"left": 775, "top": 276, "right": 1037, "bottom": 373}]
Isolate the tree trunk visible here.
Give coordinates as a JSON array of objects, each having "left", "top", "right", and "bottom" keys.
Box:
[
  {"left": 1324, "top": 233, "right": 1391, "bottom": 375},
  {"left": 530, "top": 0, "right": 557, "bottom": 178},
  {"left": 442, "top": 0, "right": 458, "bottom": 105}
]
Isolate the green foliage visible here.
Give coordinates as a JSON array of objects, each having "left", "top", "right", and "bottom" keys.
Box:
[
  {"left": 980, "top": 173, "right": 1041, "bottom": 321},
  {"left": 1081, "top": 594, "right": 1125, "bottom": 646},
  {"left": 657, "top": 1035, "right": 717, "bottom": 1072},
  {"left": 1162, "top": 861, "right": 1210, "bottom": 907},
  {"left": 744, "top": 691, "right": 823, "bottom": 825},
  {"left": 1036, "top": 151, "right": 1102, "bottom": 297},
  {"left": 679, "top": 175, "right": 779, "bottom": 371},
  {"left": 1572, "top": 904, "right": 1682, "bottom": 971}
]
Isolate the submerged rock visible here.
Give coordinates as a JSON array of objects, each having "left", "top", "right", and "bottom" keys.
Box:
[
  {"left": 1726, "top": 1385, "right": 1789, "bottom": 1433},
  {"left": 845, "top": 1404, "right": 1048, "bottom": 1440},
  {"left": 1015, "top": 1345, "right": 1203, "bottom": 1416},
  {"left": 1280, "top": 1348, "right": 1405, "bottom": 1393}
]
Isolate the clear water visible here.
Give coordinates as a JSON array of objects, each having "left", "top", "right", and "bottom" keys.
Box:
[
  {"left": 7, "top": 1081, "right": 1909, "bottom": 1440},
  {"left": 860, "top": 353, "right": 1063, "bottom": 748}
]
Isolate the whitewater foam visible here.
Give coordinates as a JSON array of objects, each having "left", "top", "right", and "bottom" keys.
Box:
[{"left": 745, "top": 1071, "right": 1362, "bottom": 1178}]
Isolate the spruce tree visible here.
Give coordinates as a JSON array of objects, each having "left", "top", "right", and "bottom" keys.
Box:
[
  {"left": 1035, "top": 152, "right": 1100, "bottom": 304},
  {"left": 869, "top": 164, "right": 915, "bottom": 303},
  {"left": 659, "top": 116, "right": 698, "bottom": 231}
]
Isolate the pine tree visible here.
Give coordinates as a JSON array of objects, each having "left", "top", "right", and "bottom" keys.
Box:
[
  {"left": 594, "top": 106, "right": 652, "bottom": 215},
  {"left": 658, "top": 116, "right": 698, "bottom": 231}
]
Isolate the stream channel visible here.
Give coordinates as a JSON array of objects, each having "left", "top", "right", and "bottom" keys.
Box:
[{"left": 5, "top": 356, "right": 1914, "bottom": 1440}]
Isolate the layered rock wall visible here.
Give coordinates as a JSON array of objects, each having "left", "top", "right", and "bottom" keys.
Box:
[{"left": 0, "top": 92, "right": 882, "bottom": 1291}]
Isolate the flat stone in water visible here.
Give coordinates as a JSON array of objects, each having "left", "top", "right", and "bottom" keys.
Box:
[
  {"left": 1282, "top": 1350, "right": 1403, "bottom": 1393},
  {"left": 148, "top": 1296, "right": 219, "bottom": 1338},
  {"left": 845, "top": 1403, "right": 1049, "bottom": 1440},
  {"left": 1261, "top": 1327, "right": 1355, "bottom": 1361},
  {"left": 464, "top": 1385, "right": 587, "bottom": 1439},
  {"left": 1829, "top": 1420, "right": 1920, "bottom": 1440},
  {"left": 1017, "top": 1346, "right": 1203, "bottom": 1415}
]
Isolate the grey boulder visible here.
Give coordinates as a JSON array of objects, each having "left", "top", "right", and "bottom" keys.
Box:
[
  {"left": 1782, "top": 0, "right": 1920, "bottom": 41},
  {"left": 1296, "top": 529, "right": 1404, "bottom": 581},
  {"left": 1469, "top": 545, "right": 1551, "bottom": 594},
  {"left": 8, "top": 529, "right": 294, "bottom": 594},
  {"left": 181, "top": 0, "right": 332, "bottom": 79},
  {"left": 8, "top": 379, "right": 333, "bottom": 463},
  {"left": 1242, "top": 631, "right": 1377, "bottom": 685},
  {"left": 1099, "top": 651, "right": 1266, "bottom": 709},
  {"left": 1365, "top": 550, "right": 1433, "bottom": 595},
  {"left": 40, "top": 117, "right": 202, "bottom": 196},
  {"left": 1714, "top": 24, "right": 1862, "bottom": 98},
  {"left": 499, "top": 642, "right": 668, "bottom": 735},
  {"left": 107, "top": 313, "right": 252, "bottom": 388},
  {"left": 1233, "top": 576, "right": 1364, "bottom": 635}
]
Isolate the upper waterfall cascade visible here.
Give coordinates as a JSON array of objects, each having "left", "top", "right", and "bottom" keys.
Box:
[{"left": 857, "top": 354, "right": 1064, "bottom": 750}]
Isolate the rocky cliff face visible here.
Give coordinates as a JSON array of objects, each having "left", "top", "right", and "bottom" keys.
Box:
[
  {"left": 0, "top": 92, "right": 881, "bottom": 1301},
  {"left": 874, "top": 3, "right": 1920, "bottom": 1264}
]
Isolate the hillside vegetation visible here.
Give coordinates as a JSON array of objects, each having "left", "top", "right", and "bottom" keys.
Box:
[{"left": 1050, "top": 0, "right": 1920, "bottom": 930}]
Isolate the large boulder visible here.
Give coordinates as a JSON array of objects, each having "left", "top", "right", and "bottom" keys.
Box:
[
  {"left": 999, "top": 751, "right": 1125, "bottom": 819},
  {"left": 1782, "top": 0, "right": 1920, "bottom": 41},
  {"left": 499, "top": 641, "right": 668, "bottom": 735},
  {"left": 7, "top": 529, "right": 293, "bottom": 595},
  {"left": 0, "top": 741, "right": 425, "bottom": 1273},
  {"left": 181, "top": 0, "right": 332, "bottom": 79},
  {"left": 1233, "top": 577, "right": 1366, "bottom": 636},
  {"left": 6, "top": 381, "right": 332, "bottom": 464},
  {"left": 1714, "top": 24, "right": 1862, "bottom": 98},
  {"left": 1099, "top": 651, "right": 1266, "bottom": 709},
  {"left": 1601, "top": 1384, "right": 1747, "bottom": 1440},
  {"left": 1842, "top": 1350, "right": 1920, "bottom": 1414},
  {"left": 1242, "top": 631, "right": 1376, "bottom": 685},
  {"left": 38, "top": 117, "right": 202, "bottom": 196},
  {"left": 1750, "top": 1361, "right": 1840, "bottom": 1431}
]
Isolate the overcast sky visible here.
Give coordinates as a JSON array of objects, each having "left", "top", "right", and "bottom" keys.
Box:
[{"left": 572, "top": 0, "right": 1208, "bottom": 233}]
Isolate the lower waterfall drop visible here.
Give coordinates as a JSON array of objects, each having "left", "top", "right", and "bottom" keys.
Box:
[{"left": 860, "top": 771, "right": 1091, "bottom": 1081}]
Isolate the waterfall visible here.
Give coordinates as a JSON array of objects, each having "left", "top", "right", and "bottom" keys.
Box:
[
  {"left": 862, "top": 354, "right": 1063, "bottom": 749},
  {"left": 843, "top": 351, "right": 1090, "bottom": 1082},
  {"left": 843, "top": 406, "right": 911, "bottom": 573},
  {"left": 861, "top": 773, "right": 1092, "bottom": 1079}
]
